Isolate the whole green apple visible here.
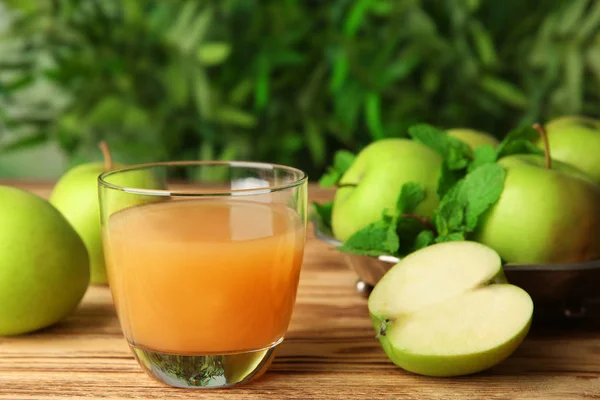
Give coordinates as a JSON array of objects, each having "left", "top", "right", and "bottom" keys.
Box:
[
  {"left": 369, "top": 241, "right": 532, "bottom": 377},
  {"left": 473, "top": 154, "right": 600, "bottom": 264},
  {"left": 535, "top": 115, "right": 600, "bottom": 184},
  {"left": 331, "top": 138, "right": 442, "bottom": 242},
  {"left": 50, "top": 143, "right": 162, "bottom": 285},
  {"left": 446, "top": 128, "right": 499, "bottom": 149},
  {"left": 0, "top": 186, "right": 89, "bottom": 336}
]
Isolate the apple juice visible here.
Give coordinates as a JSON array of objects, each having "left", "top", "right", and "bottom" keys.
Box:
[{"left": 103, "top": 198, "right": 305, "bottom": 358}]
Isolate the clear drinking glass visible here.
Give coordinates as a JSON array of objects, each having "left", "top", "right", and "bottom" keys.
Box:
[{"left": 98, "top": 161, "right": 307, "bottom": 388}]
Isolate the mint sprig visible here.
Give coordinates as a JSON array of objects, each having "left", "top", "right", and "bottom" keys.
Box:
[
  {"left": 339, "top": 182, "right": 433, "bottom": 257},
  {"left": 495, "top": 125, "right": 544, "bottom": 159},
  {"left": 433, "top": 163, "right": 506, "bottom": 242},
  {"left": 324, "top": 122, "right": 531, "bottom": 259},
  {"left": 319, "top": 150, "right": 356, "bottom": 187}
]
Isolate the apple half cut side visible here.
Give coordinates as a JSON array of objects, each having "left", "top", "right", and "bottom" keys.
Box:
[{"left": 368, "top": 241, "right": 533, "bottom": 377}]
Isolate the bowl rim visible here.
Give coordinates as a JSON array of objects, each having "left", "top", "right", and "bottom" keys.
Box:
[{"left": 310, "top": 214, "right": 600, "bottom": 272}]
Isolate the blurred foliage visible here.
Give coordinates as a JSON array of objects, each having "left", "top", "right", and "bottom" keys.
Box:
[{"left": 0, "top": 0, "right": 599, "bottom": 177}]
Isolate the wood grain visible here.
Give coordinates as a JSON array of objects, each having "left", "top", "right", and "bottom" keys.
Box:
[{"left": 1, "top": 182, "right": 600, "bottom": 399}]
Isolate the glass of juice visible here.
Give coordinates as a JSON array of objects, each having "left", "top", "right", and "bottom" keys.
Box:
[{"left": 98, "top": 161, "right": 307, "bottom": 389}]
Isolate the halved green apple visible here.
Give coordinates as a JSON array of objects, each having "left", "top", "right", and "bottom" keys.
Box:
[{"left": 368, "top": 241, "right": 533, "bottom": 377}]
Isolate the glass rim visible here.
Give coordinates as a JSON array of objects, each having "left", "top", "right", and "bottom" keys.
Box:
[{"left": 98, "top": 160, "right": 308, "bottom": 197}]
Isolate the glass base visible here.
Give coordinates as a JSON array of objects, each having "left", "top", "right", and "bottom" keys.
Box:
[{"left": 130, "top": 339, "right": 280, "bottom": 389}]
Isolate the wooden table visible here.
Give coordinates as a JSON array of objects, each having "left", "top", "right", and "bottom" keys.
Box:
[{"left": 1, "top": 181, "right": 600, "bottom": 399}]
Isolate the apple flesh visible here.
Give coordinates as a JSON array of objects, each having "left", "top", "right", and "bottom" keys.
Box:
[
  {"left": 331, "top": 139, "right": 442, "bottom": 242},
  {"left": 0, "top": 186, "right": 89, "bottom": 336},
  {"left": 473, "top": 154, "right": 600, "bottom": 264},
  {"left": 536, "top": 115, "right": 600, "bottom": 185},
  {"left": 447, "top": 128, "right": 499, "bottom": 149},
  {"left": 369, "top": 241, "right": 533, "bottom": 377}
]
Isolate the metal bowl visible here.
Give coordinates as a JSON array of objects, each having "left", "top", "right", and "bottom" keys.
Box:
[{"left": 312, "top": 215, "right": 600, "bottom": 318}]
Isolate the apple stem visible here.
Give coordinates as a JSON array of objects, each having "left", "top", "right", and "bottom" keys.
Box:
[
  {"left": 533, "top": 123, "right": 551, "bottom": 169},
  {"left": 402, "top": 213, "right": 437, "bottom": 235},
  {"left": 98, "top": 141, "right": 113, "bottom": 171},
  {"left": 337, "top": 183, "right": 357, "bottom": 189}
]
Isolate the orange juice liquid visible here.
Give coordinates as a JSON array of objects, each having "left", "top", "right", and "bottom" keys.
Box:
[{"left": 104, "top": 198, "right": 305, "bottom": 354}]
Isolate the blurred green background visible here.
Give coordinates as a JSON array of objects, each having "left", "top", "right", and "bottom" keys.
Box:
[{"left": 0, "top": 0, "right": 599, "bottom": 179}]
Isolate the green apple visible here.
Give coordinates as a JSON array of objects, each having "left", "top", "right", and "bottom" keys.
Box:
[
  {"left": 473, "top": 154, "right": 600, "bottom": 264},
  {"left": 331, "top": 138, "right": 442, "bottom": 241},
  {"left": 447, "top": 128, "right": 499, "bottom": 149},
  {"left": 535, "top": 115, "right": 600, "bottom": 184},
  {"left": 369, "top": 241, "right": 532, "bottom": 377},
  {"left": 50, "top": 143, "right": 163, "bottom": 285},
  {"left": 0, "top": 186, "right": 89, "bottom": 336}
]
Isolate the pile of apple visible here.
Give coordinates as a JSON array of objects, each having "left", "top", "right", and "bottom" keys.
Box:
[
  {"left": 320, "top": 115, "right": 600, "bottom": 377},
  {"left": 0, "top": 143, "right": 148, "bottom": 336}
]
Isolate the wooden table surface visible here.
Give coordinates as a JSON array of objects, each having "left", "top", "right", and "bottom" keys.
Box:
[{"left": 2, "top": 181, "right": 600, "bottom": 399}]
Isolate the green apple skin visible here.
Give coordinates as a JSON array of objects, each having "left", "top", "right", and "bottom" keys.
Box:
[
  {"left": 0, "top": 186, "right": 89, "bottom": 336},
  {"left": 331, "top": 139, "right": 442, "bottom": 242},
  {"left": 447, "top": 128, "right": 499, "bottom": 149},
  {"left": 473, "top": 154, "right": 600, "bottom": 264},
  {"left": 374, "top": 298, "right": 531, "bottom": 377},
  {"left": 51, "top": 163, "right": 162, "bottom": 285},
  {"left": 535, "top": 116, "right": 600, "bottom": 184},
  {"left": 368, "top": 241, "right": 533, "bottom": 377}
]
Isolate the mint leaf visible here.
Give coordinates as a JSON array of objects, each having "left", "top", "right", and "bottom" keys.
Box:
[
  {"left": 333, "top": 150, "right": 356, "bottom": 173},
  {"left": 496, "top": 126, "right": 544, "bottom": 159},
  {"left": 463, "top": 163, "right": 506, "bottom": 231},
  {"left": 433, "top": 163, "right": 506, "bottom": 238},
  {"left": 408, "top": 124, "right": 472, "bottom": 170},
  {"left": 435, "top": 232, "right": 466, "bottom": 243},
  {"left": 397, "top": 182, "right": 425, "bottom": 214},
  {"left": 312, "top": 201, "right": 333, "bottom": 229},
  {"left": 468, "top": 144, "right": 497, "bottom": 173},
  {"left": 396, "top": 217, "right": 427, "bottom": 255},
  {"left": 319, "top": 150, "right": 356, "bottom": 187},
  {"left": 437, "top": 164, "right": 464, "bottom": 198},
  {"left": 339, "top": 216, "right": 399, "bottom": 256},
  {"left": 319, "top": 170, "right": 341, "bottom": 187},
  {"left": 414, "top": 230, "right": 435, "bottom": 250}
]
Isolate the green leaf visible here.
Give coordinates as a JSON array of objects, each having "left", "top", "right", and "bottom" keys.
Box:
[
  {"left": 396, "top": 182, "right": 425, "bottom": 214},
  {"left": 437, "top": 164, "right": 464, "bottom": 199},
  {"left": 435, "top": 232, "right": 466, "bottom": 243},
  {"left": 433, "top": 163, "right": 506, "bottom": 238},
  {"left": 408, "top": 124, "right": 472, "bottom": 170},
  {"left": 469, "top": 21, "right": 497, "bottom": 67},
  {"left": 215, "top": 106, "right": 257, "bottom": 128},
  {"left": 480, "top": 76, "right": 528, "bottom": 108},
  {"left": 330, "top": 50, "right": 348, "bottom": 92},
  {"left": 396, "top": 217, "right": 429, "bottom": 255},
  {"left": 311, "top": 201, "right": 334, "bottom": 233},
  {"left": 0, "top": 131, "right": 48, "bottom": 154},
  {"left": 255, "top": 55, "right": 269, "bottom": 109},
  {"left": 557, "top": 0, "right": 589, "bottom": 36},
  {"left": 468, "top": 144, "right": 497, "bottom": 172},
  {"left": 193, "top": 67, "right": 211, "bottom": 118},
  {"left": 306, "top": 120, "right": 326, "bottom": 165},
  {"left": 339, "top": 216, "right": 399, "bottom": 257},
  {"left": 414, "top": 230, "right": 435, "bottom": 250},
  {"left": 162, "top": 62, "right": 189, "bottom": 106},
  {"left": 333, "top": 150, "right": 356, "bottom": 174},
  {"left": 319, "top": 170, "right": 341, "bottom": 188},
  {"left": 197, "top": 42, "right": 231, "bottom": 66},
  {"left": 462, "top": 163, "right": 506, "bottom": 231},
  {"left": 319, "top": 150, "right": 356, "bottom": 187},
  {"left": 496, "top": 126, "right": 543, "bottom": 159},
  {"left": 344, "top": 0, "right": 373, "bottom": 37},
  {"left": 365, "top": 92, "right": 384, "bottom": 139},
  {"left": 181, "top": 6, "right": 213, "bottom": 53}
]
